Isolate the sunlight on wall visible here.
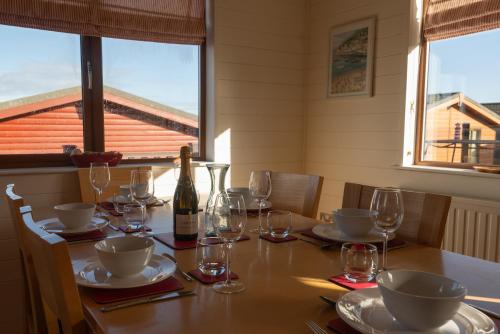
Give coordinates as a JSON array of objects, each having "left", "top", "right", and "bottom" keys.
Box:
[{"left": 214, "top": 127, "right": 232, "bottom": 187}]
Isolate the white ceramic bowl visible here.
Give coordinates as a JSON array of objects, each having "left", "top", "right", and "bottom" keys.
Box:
[
  {"left": 95, "top": 237, "right": 155, "bottom": 277},
  {"left": 333, "top": 208, "right": 376, "bottom": 237},
  {"left": 54, "top": 203, "right": 96, "bottom": 230},
  {"left": 377, "top": 270, "right": 467, "bottom": 331}
]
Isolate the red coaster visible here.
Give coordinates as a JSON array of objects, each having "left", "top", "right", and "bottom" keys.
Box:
[
  {"left": 259, "top": 234, "right": 297, "bottom": 243},
  {"left": 327, "top": 318, "right": 361, "bottom": 334},
  {"left": 62, "top": 230, "right": 107, "bottom": 243},
  {"left": 85, "top": 276, "right": 184, "bottom": 304},
  {"left": 188, "top": 268, "right": 238, "bottom": 284},
  {"left": 118, "top": 225, "right": 152, "bottom": 233},
  {"left": 329, "top": 274, "right": 377, "bottom": 290},
  {"left": 154, "top": 233, "right": 250, "bottom": 250}
]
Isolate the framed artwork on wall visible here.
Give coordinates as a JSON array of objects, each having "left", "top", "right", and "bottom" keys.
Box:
[{"left": 328, "top": 17, "right": 376, "bottom": 97}]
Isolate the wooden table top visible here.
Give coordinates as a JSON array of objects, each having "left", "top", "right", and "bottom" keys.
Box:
[{"left": 67, "top": 205, "right": 500, "bottom": 334}]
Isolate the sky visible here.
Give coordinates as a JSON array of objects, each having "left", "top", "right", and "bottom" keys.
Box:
[
  {"left": 427, "top": 28, "right": 500, "bottom": 104},
  {"left": 0, "top": 25, "right": 200, "bottom": 115}
]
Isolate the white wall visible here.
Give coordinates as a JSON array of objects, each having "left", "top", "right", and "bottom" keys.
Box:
[{"left": 304, "top": 0, "right": 500, "bottom": 216}]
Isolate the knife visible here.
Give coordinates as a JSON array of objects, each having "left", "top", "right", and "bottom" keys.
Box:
[{"left": 100, "top": 290, "right": 195, "bottom": 312}]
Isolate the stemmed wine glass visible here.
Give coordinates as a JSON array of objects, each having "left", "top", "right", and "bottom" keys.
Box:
[
  {"left": 370, "top": 187, "right": 404, "bottom": 271},
  {"left": 212, "top": 193, "right": 247, "bottom": 294},
  {"left": 248, "top": 171, "right": 271, "bottom": 234},
  {"left": 130, "top": 170, "right": 154, "bottom": 229},
  {"left": 89, "top": 162, "right": 110, "bottom": 216}
]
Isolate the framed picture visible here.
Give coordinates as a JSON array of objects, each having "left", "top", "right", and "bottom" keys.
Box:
[{"left": 328, "top": 17, "right": 376, "bottom": 97}]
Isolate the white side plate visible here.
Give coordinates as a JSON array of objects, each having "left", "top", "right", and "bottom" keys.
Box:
[
  {"left": 312, "top": 223, "right": 393, "bottom": 243},
  {"left": 74, "top": 254, "right": 176, "bottom": 289},
  {"left": 38, "top": 217, "right": 108, "bottom": 236},
  {"left": 336, "top": 288, "right": 497, "bottom": 334}
]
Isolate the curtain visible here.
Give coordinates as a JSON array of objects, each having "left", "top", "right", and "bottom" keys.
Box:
[
  {"left": 0, "top": 0, "right": 205, "bottom": 44},
  {"left": 423, "top": 0, "right": 500, "bottom": 41}
]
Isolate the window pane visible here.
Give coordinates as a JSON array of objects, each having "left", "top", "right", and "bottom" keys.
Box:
[
  {"left": 0, "top": 25, "right": 82, "bottom": 155},
  {"left": 102, "top": 38, "right": 200, "bottom": 159},
  {"left": 422, "top": 29, "right": 500, "bottom": 165}
]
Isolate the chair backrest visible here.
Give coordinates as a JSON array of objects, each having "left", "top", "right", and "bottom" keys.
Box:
[
  {"left": 342, "top": 182, "right": 452, "bottom": 248},
  {"left": 77, "top": 166, "right": 152, "bottom": 202},
  {"left": 267, "top": 171, "right": 324, "bottom": 218},
  {"left": 5, "top": 185, "right": 47, "bottom": 334},
  {"left": 21, "top": 206, "right": 87, "bottom": 334}
]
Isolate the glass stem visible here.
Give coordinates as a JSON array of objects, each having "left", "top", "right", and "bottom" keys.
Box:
[
  {"left": 382, "top": 232, "right": 388, "bottom": 270},
  {"left": 225, "top": 242, "right": 232, "bottom": 286},
  {"left": 258, "top": 199, "right": 262, "bottom": 234}
]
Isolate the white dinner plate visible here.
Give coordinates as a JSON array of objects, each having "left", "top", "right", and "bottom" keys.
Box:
[
  {"left": 312, "top": 223, "right": 393, "bottom": 243},
  {"left": 246, "top": 200, "right": 272, "bottom": 211},
  {"left": 74, "top": 254, "right": 176, "bottom": 289},
  {"left": 336, "top": 288, "right": 498, "bottom": 334},
  {"left": 38, "top": 217, "right": 108, "bottom": 236}
]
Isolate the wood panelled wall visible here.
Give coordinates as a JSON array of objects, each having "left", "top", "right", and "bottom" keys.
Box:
[
  {"left": 304, "top": 0, "right": 500, "bottom": 216},
  {"left": 214, "top": 0, "right": 307, "bottom": 186}
]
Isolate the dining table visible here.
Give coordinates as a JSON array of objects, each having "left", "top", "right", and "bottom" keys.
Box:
[{"left": 66, "top": 204, "right": 500, "bottom": 334}]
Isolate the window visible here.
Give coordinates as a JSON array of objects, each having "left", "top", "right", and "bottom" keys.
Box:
[
  {"left": 102, "top": 38, "right": 200, "bottom": 159},
  {"left": 0, "top": 26, "right": 83, "bottom": 156},
  {"left": 416, "top": 0, "right": 500, "bottom": 168},
  {"left": 0, "top": 0, "right": 206, "bottom": 168},
  {"left": 418, "top": 29, "right": 500, "bottom": 166}
]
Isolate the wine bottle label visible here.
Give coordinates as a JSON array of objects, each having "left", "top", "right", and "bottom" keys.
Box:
[{"left": 175, "top": 213, "right": 198, "bottom": 235}]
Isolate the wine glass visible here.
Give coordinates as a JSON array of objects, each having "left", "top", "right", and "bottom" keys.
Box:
[
  {"left": 248, "top": 171, "right": 271, "bottom": 234},
  {"left": 130, "top": 170, "right": 154, "bottom": 230},
  {"left": 89, "top": 162, "right": 110, "bottom": 215},
  {"left": 370, "top": 188, "right": 404, "bottom": 271},
  {"left": 212, "top": 193, "right": 247, "bottom": 294}
]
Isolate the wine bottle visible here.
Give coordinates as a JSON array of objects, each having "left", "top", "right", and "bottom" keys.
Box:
[{"left": 173, "top": 146, "right": 199, "bottom": 241}]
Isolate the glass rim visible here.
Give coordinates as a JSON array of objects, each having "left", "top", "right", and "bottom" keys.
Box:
[
  {"left": 90, "top": 162, "right": 109, "bottom": 166},
  {"left": 341, "top": 242, "right": 378, "bottom": 252},
  {"left": 198, "top": 236, "right": 224, "bottom": 246}
]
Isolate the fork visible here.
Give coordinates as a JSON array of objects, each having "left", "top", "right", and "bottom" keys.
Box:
[{"left": 305, "top": 320, "right": 328, "bottom": 334}]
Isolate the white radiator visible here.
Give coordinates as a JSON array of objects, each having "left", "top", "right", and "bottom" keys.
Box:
[{"left": 443, "top": 197, "right": 500, "bottom": 263}]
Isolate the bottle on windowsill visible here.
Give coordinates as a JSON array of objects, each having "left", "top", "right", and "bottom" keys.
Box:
[{"left": 173, "top": 146, "right": 199, "bottom": 241}]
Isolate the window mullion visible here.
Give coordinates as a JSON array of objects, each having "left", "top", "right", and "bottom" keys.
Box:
[{"left": 81, "top": 36, "right": 104, "bottom": 152}]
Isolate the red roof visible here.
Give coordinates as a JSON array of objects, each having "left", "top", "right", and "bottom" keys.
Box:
[{"left": 0, "top": 87, "right": 198, "bottom": 157}]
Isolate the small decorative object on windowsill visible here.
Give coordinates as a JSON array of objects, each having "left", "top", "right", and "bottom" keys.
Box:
[{"left": 70, "top": 149, "right": 123, "bottom": 167}]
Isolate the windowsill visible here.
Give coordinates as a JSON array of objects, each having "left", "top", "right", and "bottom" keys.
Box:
[
  {"left": 0, "top": 161, "right": 211, "bottom": 176},
  {"left": 395, "top": 164, "right": 500, "bottom": 179}
]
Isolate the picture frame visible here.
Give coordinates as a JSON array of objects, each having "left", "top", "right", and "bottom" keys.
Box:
[{"left": 328, "top": 17, "right": 376, "bottom": 98}]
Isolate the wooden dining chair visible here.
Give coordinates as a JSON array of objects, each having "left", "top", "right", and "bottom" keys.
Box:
[
  {"left": 21, "top": 205, "right": 89, "bottom": 334},
  {"left": 77, "top": 166, "right": 152, "bottom": 202},
  {"left": 5, "top": 185, "right": 47, "bottom": 334},
  {"left": 267, "top": 171, "right": 324, "bottom": 218},
  {"left": 342, "top": 182, "right": 452, "bottom": 248}
]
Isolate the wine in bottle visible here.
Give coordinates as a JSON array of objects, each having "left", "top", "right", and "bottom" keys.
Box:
[{"left": 173, "top": 146, "right": 199, "bottom": 241}]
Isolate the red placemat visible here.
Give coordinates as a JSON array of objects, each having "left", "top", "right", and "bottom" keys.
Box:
[
  {"left": 154, "top": 233, "right": 250, "bottom": 250},
  {"left": 62, "top": 230, "right": 107, "bottom": 243},
  {"left": 85, "top": 276, "right": 184, "bottom": 304},
  {"left": 188, "top": 268, "right": 238, "bottom": 284},
  {"left": 300, "top": 228, "right": 408, "bottom": 251},
  {"left": 259, "top": 234, "right": 297, "bottom": 243},
  {"left": 329, "top": 274, "right": 377, "bottom": 290},
  {"left": 327, "top": 318, "right": 361, "bottom": 334},
  {"left": 118, "top": 225, "right": 152, "bottom": 233}
]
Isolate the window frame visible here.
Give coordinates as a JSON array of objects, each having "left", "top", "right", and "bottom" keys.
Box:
[{"left": 0, "top": 34, "right": 206, "bottom": 169}]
